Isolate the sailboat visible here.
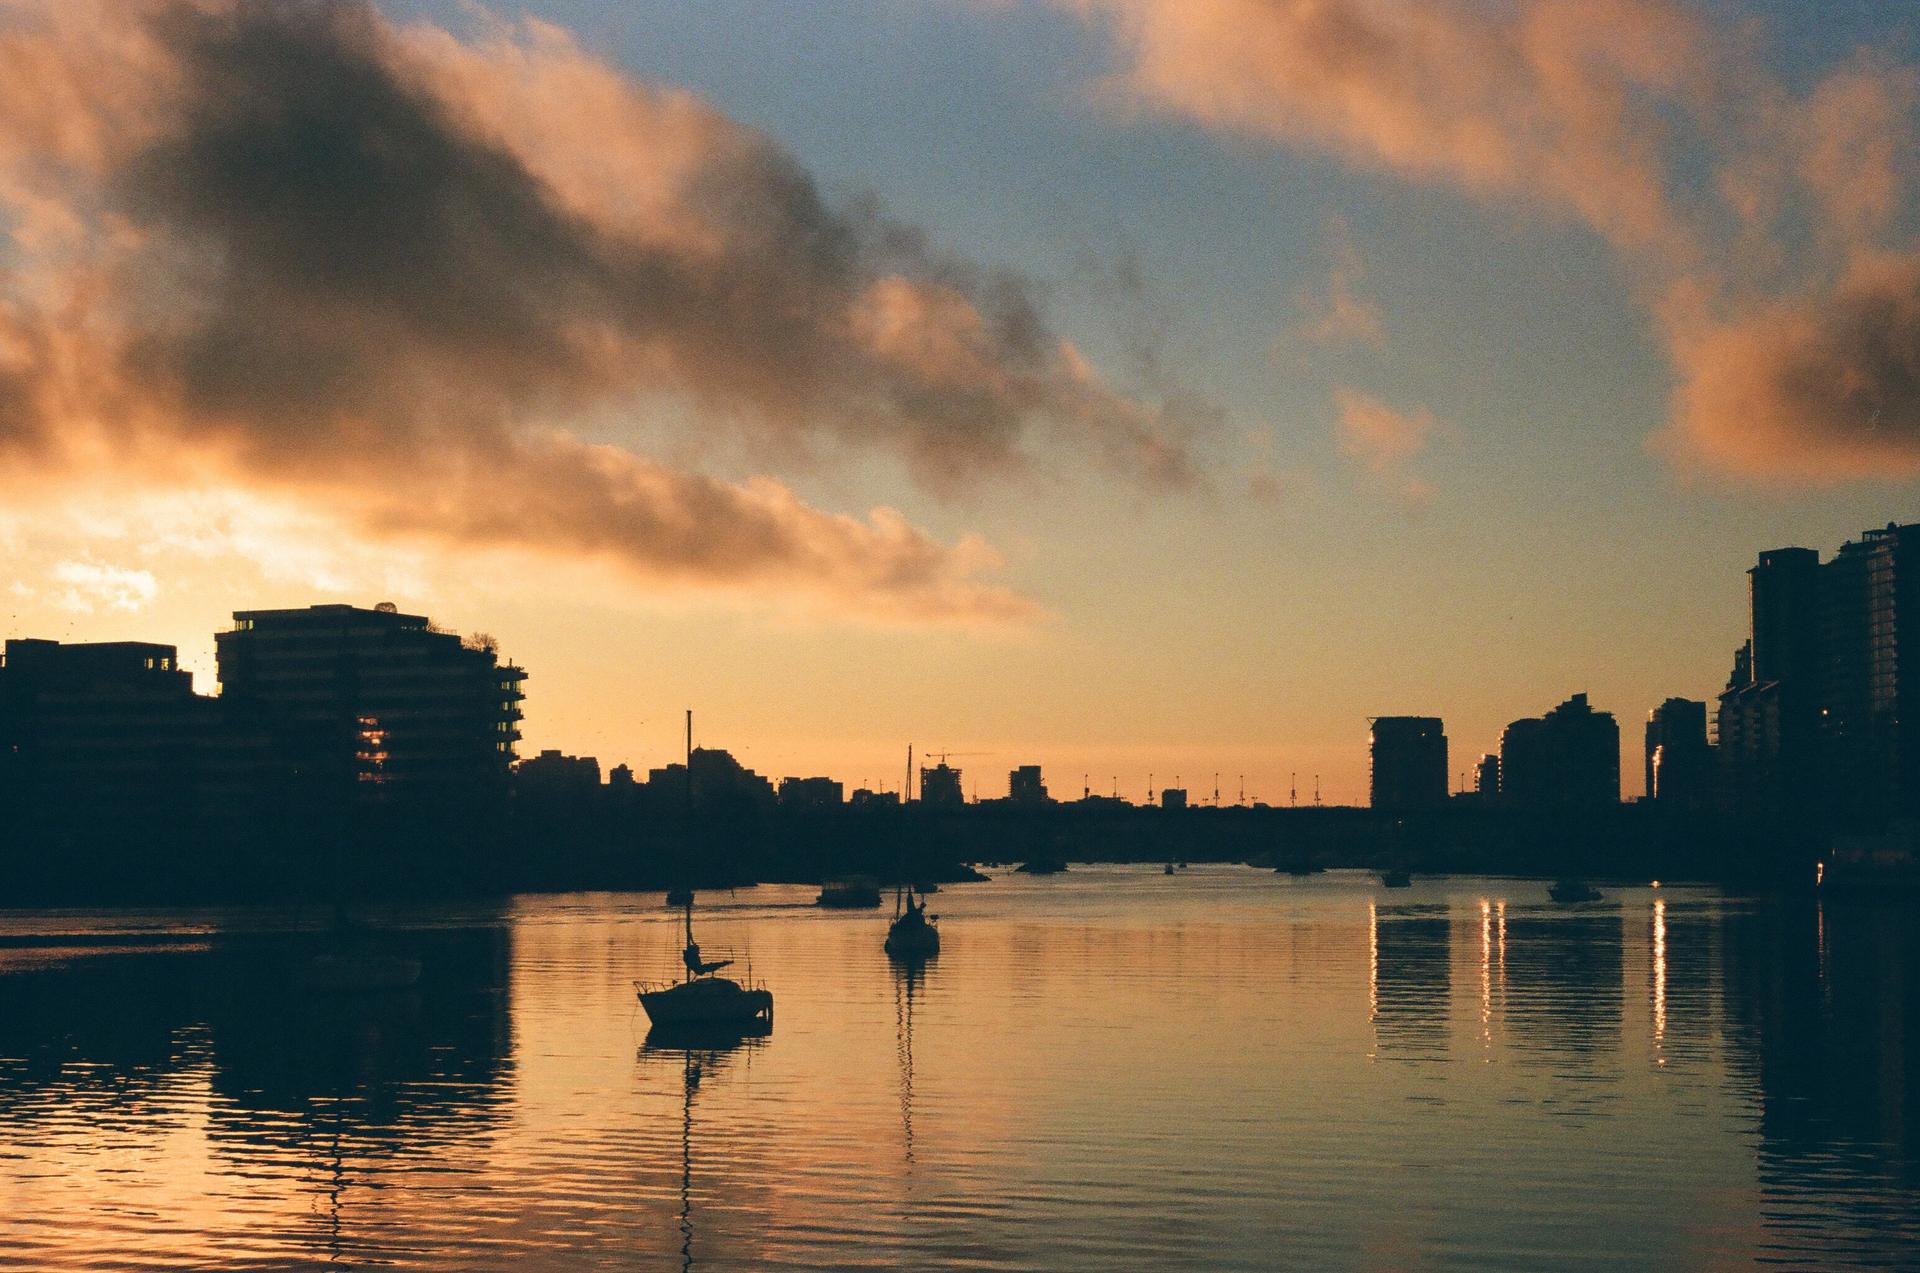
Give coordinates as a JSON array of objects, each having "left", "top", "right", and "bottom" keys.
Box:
[
  {"left": 884, "top": 884, "right": 939, "bottom": 959},
  {"left": 635, "top": 896, "right": 773, "bottom": 1030}
]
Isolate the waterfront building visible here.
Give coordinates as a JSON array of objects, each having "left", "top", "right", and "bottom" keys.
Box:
[
  {"left": 1160, "top": 787, "right": 1188, "bottom": 810},
  {"left": 1474, "top": 752, "right": 1501, "bottom": 800},
  {"left": 1645, "top": 698, "right": 1710, "bottom": 807},
  {"left": 1500, "top": 693, "right": 1620, "bottom": 808},
  {"left": 646, "top": 747, "right": 775, "bottom": 808},
  {"left": 516, "top": 749, "right": 601, "bottom": 797},
  {"left": 1369, "top": 716, "right": 1448, "bottom": 810},
  {"left": 778, "top": 775, "right": 845, "bottom": 808},
  {"left": 919, "top": 761, "right": 964, "bottom": 806},
  {"left": 216, "top": 603, "right": 525, "bottom": 797},
  {"left": 1008, "top": 764, "right": 1050, "bottom": 805}
]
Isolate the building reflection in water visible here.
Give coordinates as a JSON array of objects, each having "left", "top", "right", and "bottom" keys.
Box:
[
  {"left": 1722, "top": 898, "right": 1920, "bottom": 1260},
  {"left": 1368, "top": 903, "right": 1451, "bottom": 1058},
  {"left": 1500, "top": 906, "right": 1624, "bottom": 1065},
  {"left": 0, "top": 915, "right": 516, "bottom": 1269}
]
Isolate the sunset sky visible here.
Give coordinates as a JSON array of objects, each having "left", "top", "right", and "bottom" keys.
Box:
[{"left": 4, "top": 0, "right": 1918, "bottom": 802}]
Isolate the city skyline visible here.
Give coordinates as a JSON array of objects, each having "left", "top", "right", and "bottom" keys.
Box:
[{"left": 5, "top": 1, "right": 1920, "bottom": 803}]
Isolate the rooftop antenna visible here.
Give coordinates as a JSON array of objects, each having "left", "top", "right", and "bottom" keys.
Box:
[
  {"left": 906, "top": 744, "right": 913, "bottom": 804},
  {"left": 1148, "top": 771, "right": 1155, "bottom": 803},
  {"left": 1111, "top": 775, "right": 1118, "bottom": 799},
  {"left": 1213, "top": 772, "right": 1220, "bottom": 806},
  {"left": 685, "top": 708, "right": 693, "bottom": 814},
  {"left": 1083, "top": 773, "right": 1090, "bottom": 800},
  {"left": 1239, "top": 775, "right": 1245, "bottom": 806},
  {"left": 1314, "top": 774, "right": 1322, "bottom": 806}
]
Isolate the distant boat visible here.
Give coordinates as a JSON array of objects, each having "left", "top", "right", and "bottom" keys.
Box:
[
  {"left": 1015, "top": 856, "right": 1067, "bottom": 875},
  {"left": 911, "top": 881, "right": 941, "bottom": 895},
  {"left": 884, "top": 887, "right": 940, "bottom": 960},
  {"left": 1379, "top": 868, "right": 1412, "bottom": 889},
  {"left": 665, "top": 886, "right": 694, "bottom": 908},
  {"left": 1164, "top": 863, "right": 1176, "bottom": 875},
  {"left": 636, "top": 899, "right": 772, "bottom": 1030},
  {"left": 1279, "top": 860, "right": 1324, "bottom": 877},
  {"left": 817, "top": 877, "right": 883, "bottom": 908},
  {"left": 1549, "top": 879, "right": 1603, "bottom": 904}
]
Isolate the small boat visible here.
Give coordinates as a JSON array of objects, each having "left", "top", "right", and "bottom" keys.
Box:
[
  {"left": 1549, "top": 879, "right": 1603, "bottom": 904},
  {"left": 296, "top": 951, "right": 421, "bottom": 992},
  {"left": 1380, "top": 868, "right": 1412, "bottom": 888},
  {"left": 637, "top": 900, "right": 772, "bottom": 1030},
  {"left": 1164, "top": 863, "right": 1176, "bottom": 875},
  {"left": 884, "top": 888, "right": 940, "bottom": 960},
  {"left": 1015, "top": 856, "right": 1067, "bottom": 875},
  {"left": 816, "top": 878, "right": 882, "bottom": 908},
  {"left": 665, "top": 886, "right": 694, "bottom": 908},
  {"left": 911, "top": 881, "right": 940, "bottom": 895}
]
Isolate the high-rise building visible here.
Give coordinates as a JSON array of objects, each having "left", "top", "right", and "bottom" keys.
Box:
[
  {"left": 1474, "top": 753, "right": 1500, "bottom": 800},
  {"left": 0, "top": 639, "right": 199, "bottom": 803},
  {"left": 1369, "top": 716, "right": 1448, "bottom": 810},
  {"left": 1819, "top": 522, "right": 1920, "bottom": 820},
  {"left": 1008, "top": 764, "right": 1049, "bottom": 805},
  {"left": 1160, "top": 787, "right": 1188, "bottom": 810},
  {"left": 919, "top": 761, "right": 964, "bottom": 806},
  {"left": 1645, "top": 698, "right": 1709, "bottom": 807},
  {"left": 1499, "top": 694, "right": 1619, "bottom": 808},
  {"left": 215, "top": 603, "right": 525, "bottom": 797},
  {"left": 1716, "top": 523, "right": 1920, "bottom": 825}
]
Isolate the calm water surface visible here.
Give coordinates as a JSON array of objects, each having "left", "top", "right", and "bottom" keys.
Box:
[{"left": 0, "top": 867, "right": 1915, "bottom": 1270}]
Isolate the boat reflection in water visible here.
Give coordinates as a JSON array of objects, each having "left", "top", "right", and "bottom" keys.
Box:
[{"left": 640, "top": 1022, "right": 769, "bottom": 1272}]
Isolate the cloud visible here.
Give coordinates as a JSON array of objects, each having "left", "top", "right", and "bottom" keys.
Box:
[
  {"left": 1664, "top": 251, "right": 1920, "bottom": 482},
  {"left": 0, "top": 0, "right": 1202, "bottom": 622},
  {"left": 1289, "top": 217, "right": 1383, "bottom": 348},
  {"left": 1060, "top": 0, "right": 1920, "bottom": 485},
  {"left": 1071, "top": 0, "right": 1701, "bottom": 261},
  {"left": 1333, "top": 387, "right": 1435, "bottom": 500},
  {"left": 46, "top": 560, "right": 159, "bottom": 613}
]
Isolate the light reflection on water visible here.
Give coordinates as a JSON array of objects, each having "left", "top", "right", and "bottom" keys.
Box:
[{"left": 0, "top": 867, "right": 1914, "bottom": 1270}]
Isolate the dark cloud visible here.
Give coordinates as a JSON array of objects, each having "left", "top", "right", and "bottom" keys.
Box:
[{"left": 0, "top": 0, "right": 1205, "bottom": 620}]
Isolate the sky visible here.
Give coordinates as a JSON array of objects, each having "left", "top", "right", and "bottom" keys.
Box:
[{"left": 3, "top": 0, "right": 1919, "bottom": 803}]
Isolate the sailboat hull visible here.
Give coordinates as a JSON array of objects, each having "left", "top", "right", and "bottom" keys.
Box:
[{"left": 637, "top": 977, "right": 774, "bottom": 1028}]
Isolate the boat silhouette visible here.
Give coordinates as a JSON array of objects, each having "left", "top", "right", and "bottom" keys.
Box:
[
  {"left": 636, "top": 898, "right": 772, "bottom": 1030},
  {"left": 884, "top": 885, "right": 939, "bottom": 960}
]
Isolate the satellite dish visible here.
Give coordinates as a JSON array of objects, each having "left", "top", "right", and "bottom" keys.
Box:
[{"left": 375, "top": 601, "right": 398, "bottom": 613}]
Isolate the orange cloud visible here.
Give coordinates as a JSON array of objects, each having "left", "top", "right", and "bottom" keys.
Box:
[
  {"left": 0, "top": 0, "right": 1201, "bottom": 622},
  {"left": 1063, "top": 0, "right": 1920, "bottom": 485},
  {"left": 1664, "top": 251, "right": 1920, "bottom": 483},
  {"left": 1333, "top": 387, "right": 1435, "bottom": 500}
]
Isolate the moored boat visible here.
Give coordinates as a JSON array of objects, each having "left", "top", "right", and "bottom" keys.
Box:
[
  {"left": 1549, "top": 879, "right": 1603, "bottom": 904},
  {"left": 1380, "top": 868, "right": 1412, "bottom": 888},
  {"left": 817, "top": 877, "right": 882, "bottom": 908},
  {"left": 884, "top": 887, "right": 939, "bottom": 960},
  {"left": 637, "top": 897, "right": 773, "bottom": 1031}
]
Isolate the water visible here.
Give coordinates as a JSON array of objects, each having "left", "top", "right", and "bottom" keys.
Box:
[{"left": 0, "top": 867, "right": 1914, "bottom": 1270}]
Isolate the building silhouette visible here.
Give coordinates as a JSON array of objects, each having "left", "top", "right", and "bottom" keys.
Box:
[
  {"left": 1716, "top": 523, "right": 1920, "bottom": 827},
  {"left": 1644, "top": 698, "right": 1709, "bottom": 807},
  {"left": 1499, "top": 693, "right": 1620, "bottom": 808},
  {"left": 1369, "top": 716, "right": 1448, "bottom": 810},
  {"left": 778, "top": 776, "right": 844, "bottom": 808},
  {"left": 216, "top": 604, "right": 525, "bottom": 798},
  {"left": 515, "top": 749, "right": 601, "bottom": 797},
  {"left": 647, "top": 747, "right": 774, "bottom": 809},
  {"left": 1474, "top": 752, "right": 1501, "bottom": 801},
  {"left": 1008, "top": 764, "right": 1049, "bottom": 805},
  {"left": 1160, "top": 787, "right": 1188, "bottom": 810},
  {"left": 0, "top": 639, "right": 201, "bottom": 810},
  {"left": 919, "top": 761, "right": 964, "bottom": 807}
]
